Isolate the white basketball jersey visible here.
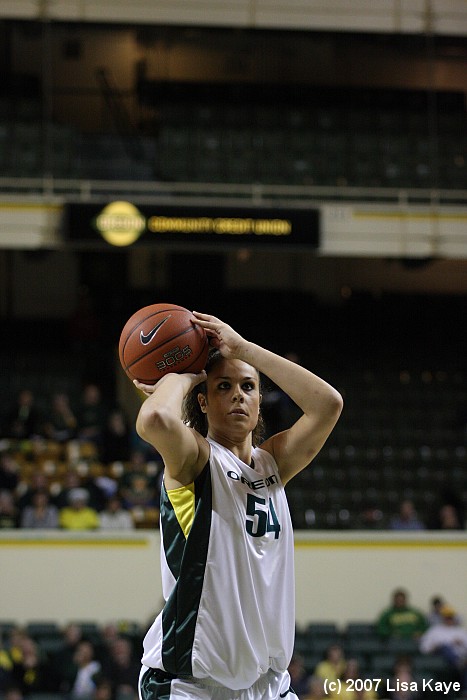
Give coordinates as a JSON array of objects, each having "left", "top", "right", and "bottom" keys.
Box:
[{"left": 141, "top": 438, "right": 295, "bottom": 691}]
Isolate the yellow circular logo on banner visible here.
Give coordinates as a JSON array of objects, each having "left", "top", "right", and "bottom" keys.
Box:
[{"left": 95, "top": 201, "right": 146, "bottom": 246}]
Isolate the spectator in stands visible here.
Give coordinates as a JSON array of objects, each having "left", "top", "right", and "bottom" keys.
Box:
[
  {"left": 287, "top": 653, "right": 311, "bottom": 698},
  {"left": 100, "top": 623, "right": 120, "bottom": 652},
  {"left": 100, "top": 407, "right": 132, "bottom": 465},
  {"left": 4, "top": 628, "right": 27, "bottom": 666},
  {"left": 20, "top": 488, "right": 59, "bottom": 529},
  {"left": 0, "top": 451, "right": 20, "bottom": 493},
  {"left": 437, "top": 503, "right": 464, "bottom": 530},
  {"left": 101, "top": 636, "right": 140, "bottom": 699},
  {"left": 419, "top": 604, "right": 467, "bottom": 692},
  {"left": 10, "top": 635, "right": 50, "bottom": 695},
  {"left": 0, "top": 646, "right": 14, "bottom": 692},
  {"left": 0, "top": 630, "right": 25, "bottom": 691},
  {"left": 302, "top": 675, "right": 327, "bottom": 700},
  {"left": 121, "top": 473, "right": 158, "bottom": 511},
  {"left": 16, "top": 472, "right": 50, "bottom": 511},
  {"left": 99, "top": 494, "right": 134, "bottom": 530},
  {"left": 59, "top": 487, "right": 99, "bottom": 530},
  {"left": 0, "top": 490, "right": 18, "bottom": 528},
  {"left": 385, "top": 657, "right": 421, "bottom": 700},
  {"left": 314, "top": 643, "right": 346, "bottom": 684},
  {"left": 70, "top": 640, "right": 101, "bottom": 699},
  {"left": 76, "top": 383, "right": 109, "bottom": 448},
  {"left": 389, "top": 499, "right": 425, "bottom": 531},
  {"left": 54, "top": 468, "right": 105, "bottom": 513},
  {"left": 4, "top": 389, "right": 42, "bottom": 440},
  {"left": 333, "top": 658, "right": 378, "bottom": 700},
  {"left": 120, "top": 449, "right": 164, "bottom": 502},
  {"left": 428, "top": 595, "right": 461, "bottom": 626},
  {"left": 428, "top": 488, "right": 465, "bottom": 530},
  {"left": 92, "top": 674, "right": 114, "bottom": 700},
  {"left": 43, "top": 391, "right": 78, "bottom": 443},
  {"left": 58, "top": 469, "right": 104, "bottom": 512},
  {"left": 118, "top": 450, "right": 148, "bottom": 489},
  {"left": 54, "top": 470, "right": 86, "bottom": 509},
  {"left": 428, "top": 595, "right": 445, "bottom": 626},
  {"left": 1, "top": 685, "right": 24, "bottom": 700},
  {"left": 93, "top": 472, "right": 119, "bottom": 505},
  {"left": 376, "top": 589, "right": 428, "bottom": 639},
  {"left": 51, "top": 623, "right": 84, "bottom": 693},
  {"left": 356, "top": 502, "right": 386, "bottom": 530}
]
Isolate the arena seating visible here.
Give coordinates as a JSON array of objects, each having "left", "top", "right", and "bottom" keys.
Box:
[
  {"left": 0, "top": 618, "right": 454, "bottom": 690},
  {"left": 139, "top": 83, "right": 467, "bottom": 189},
  {"left": 0, "top": 85, "right": 466, "bottom": 189},
  {"left": 2, "top": 360, "right": 464, "bottom": 531},
  {"left": 286, "top": 364, "right": 466, "bottom": 530},
  {"left": 1, "top": 293, "right": 465, "bottom": 532}
]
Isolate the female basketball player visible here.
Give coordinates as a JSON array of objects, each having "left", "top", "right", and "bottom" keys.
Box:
[{"left": 133, "top": 311, "right": 343, "bottom": 700}]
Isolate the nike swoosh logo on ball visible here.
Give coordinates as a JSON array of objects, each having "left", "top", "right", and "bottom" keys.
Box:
[{"left": 140, "top": 316, "right": 170, "bottom": 345}]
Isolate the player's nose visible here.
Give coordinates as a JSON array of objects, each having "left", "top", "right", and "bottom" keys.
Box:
[{"left": 232, "top": 386, "right": 243, "bottom": 401}]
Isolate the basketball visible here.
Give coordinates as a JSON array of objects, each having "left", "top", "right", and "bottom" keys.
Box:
[{"left": 119, "top": 303, "right": 209, "bottom": 383}]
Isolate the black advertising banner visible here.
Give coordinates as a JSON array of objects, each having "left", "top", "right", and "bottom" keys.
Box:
[{"left": 64, "top": 201, "right": 320, "bottom": 250}]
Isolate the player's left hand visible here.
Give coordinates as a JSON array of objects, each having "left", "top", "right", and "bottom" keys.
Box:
[{"left": 192, "top": 311, "right": 247, "bottom": 360}]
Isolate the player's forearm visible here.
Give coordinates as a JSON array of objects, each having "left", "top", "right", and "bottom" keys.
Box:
[{"left": 240, "top": 341, "right": 342, "bottom": 417}]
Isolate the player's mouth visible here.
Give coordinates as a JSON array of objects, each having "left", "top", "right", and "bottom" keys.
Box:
[{"left": 229, "top": 408, "right": 247, "bottom": 415}]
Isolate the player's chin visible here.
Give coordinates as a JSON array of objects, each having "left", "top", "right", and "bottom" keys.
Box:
[{"left": 228, "top": 413, "right": 257, "bottom": 434}]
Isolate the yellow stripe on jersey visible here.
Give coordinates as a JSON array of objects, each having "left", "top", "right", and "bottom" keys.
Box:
[{"left": 167, "top": 482, "right": 195, "bottom": 538}]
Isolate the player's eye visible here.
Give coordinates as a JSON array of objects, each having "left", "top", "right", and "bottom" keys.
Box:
[
  {"left": 243, "top": 381, "right": 255, "bottom": 391},
  {"left": 217, "top": 381, "right": 231, "bottom": 390}
]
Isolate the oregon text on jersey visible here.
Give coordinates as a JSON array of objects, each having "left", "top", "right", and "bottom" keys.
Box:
[{"left": 227, "top": 469, "right": 279, "bottom": 490}]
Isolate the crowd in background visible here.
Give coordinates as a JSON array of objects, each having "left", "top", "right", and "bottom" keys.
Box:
[
  {"left": 0, "top": 620, "right": 144, "bottom": 700},
  {"left": 0, "top": 376, "right": 465, "bottom": 532},
  {"left": 0, "top": 375, "right": 465, "bottom": 698},
  {"left": 293, "top": 589, "right": 467, "bottom": 699},
  {"left": 0, "top": 383, "right": 163, "bottom": 531},
  {"left": 1, "top": 589, "right": 466, "bottom": 700}
]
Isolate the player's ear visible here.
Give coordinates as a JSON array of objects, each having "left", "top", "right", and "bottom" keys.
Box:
[{"left": 198, "top": 393, "right": 207, "bottom": 413}]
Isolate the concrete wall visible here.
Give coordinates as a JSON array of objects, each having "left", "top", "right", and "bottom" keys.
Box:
[
  {"left": 1, "top": 530, "right": 465, "bottom": 630},
  {"left": 2, "top": 0, "right": 467, "bottom": 37}
]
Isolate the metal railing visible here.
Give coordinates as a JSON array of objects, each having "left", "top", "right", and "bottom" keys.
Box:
[{"left": 0, "top": 176, "right": 466, "bottom": 207}]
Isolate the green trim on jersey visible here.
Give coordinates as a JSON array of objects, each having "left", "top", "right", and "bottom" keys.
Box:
[
  {"left": 160, "top": 485, "right": 186, "bottom": 582},
  {"left": 161, "top": 463, "right": 212, "bottom": 677},
  {"left": 140, "top": 667, "right": 173, "bottom": 700}
]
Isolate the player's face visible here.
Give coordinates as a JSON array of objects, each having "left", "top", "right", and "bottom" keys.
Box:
[{"left": 200, "top": 358, "right": 261, "bottom": 438}]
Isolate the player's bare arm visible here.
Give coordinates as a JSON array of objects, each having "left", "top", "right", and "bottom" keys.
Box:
[
  {"left": 135, "top": 371, "right": 209, "bottom": 488},
  {"left": 193, "top": 311, "right": 343, "bottom": 484},
  {"left": 262, "top": 358, "right": 343, "bottom": 483}
]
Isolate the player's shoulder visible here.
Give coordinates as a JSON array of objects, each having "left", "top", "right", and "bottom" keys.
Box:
[
  {"left": 254, "top": 437, "right": 276, "bottom": 462},
  {"left": 252, "top": 443, "right": 280, "bottom": 471}
]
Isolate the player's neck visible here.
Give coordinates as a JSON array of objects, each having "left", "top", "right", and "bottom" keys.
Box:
[{"left": 208, "top": 430, "right": 253, "bottom": 466}]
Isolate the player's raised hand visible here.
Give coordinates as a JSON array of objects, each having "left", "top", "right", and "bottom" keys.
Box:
[{"left": 192, "top": 311, "right": 247, "bottom": 360}]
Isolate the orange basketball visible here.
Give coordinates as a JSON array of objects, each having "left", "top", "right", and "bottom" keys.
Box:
[{"left": 119, "top": 303, "right": 209, "bottom": 383}]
